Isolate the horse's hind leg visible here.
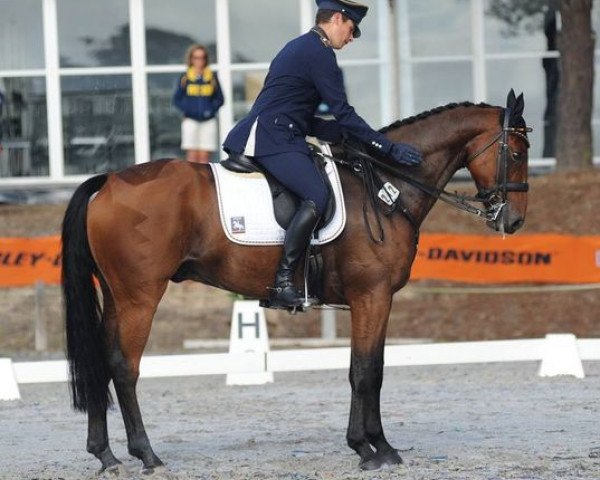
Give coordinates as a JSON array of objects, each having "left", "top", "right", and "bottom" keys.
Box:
[
  {"left": 86, "top": 383, "right": 122, "bottom": 472},
  {"left": 346, "top": 288, "right": 402, "bottom": 470},
  {"left": 106, "top": 281, "right": 168, "bottom": 474},
  {"left": 85, "top": 286, "right": 122, "bottom": 473}
]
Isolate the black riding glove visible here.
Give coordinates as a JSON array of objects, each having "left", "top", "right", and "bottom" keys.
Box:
[{"left": 389, "top": 142, "right": 422, "bottom": 166}]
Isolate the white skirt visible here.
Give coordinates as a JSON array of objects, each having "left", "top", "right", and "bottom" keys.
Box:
[{"left": 181, "top": 117, "right": 218, "bottom": 151}]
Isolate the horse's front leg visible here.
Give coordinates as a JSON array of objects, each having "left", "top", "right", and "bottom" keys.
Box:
[{"left": 346, "top": 288, "right": 403, "bottom": 470}]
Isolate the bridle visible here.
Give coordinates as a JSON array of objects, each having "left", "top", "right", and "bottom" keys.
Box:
[
  {"left": 463, "top": 107, "right": 532, "bottom": 221},
  {"left": 329, "top": 107, "right": 532, "bottom": 238}
]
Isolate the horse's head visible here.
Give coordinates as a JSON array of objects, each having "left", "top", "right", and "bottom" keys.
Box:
[{"left": 464, "top": 89, "right": 531, "bottom": 234}]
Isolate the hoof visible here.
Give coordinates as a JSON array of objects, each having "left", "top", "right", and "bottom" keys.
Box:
[
  {"left": 359, "top": 457, "right": 383, "bottom": 471},
  {"left": 98, "top": 464, "right": 129, "bottom": 478},
  {"left": 141, "top": 465, "right": 171, "bottom": 478},
  {"left": 378, "top": 449, "right": 403, "bottom": 466}
]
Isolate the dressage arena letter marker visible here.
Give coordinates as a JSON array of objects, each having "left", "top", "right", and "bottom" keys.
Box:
[
  {"left": 538, "top": 334, "right": 585, "bottom": 379},
  {"left": 238, "top": 312, "right": 260, "bottom": 339},
  {"left": 226, "top": 300, "right": 274, "bottom": 386},
  {"left": 0, "top": 358, "right": 21, "bottom": 401}
]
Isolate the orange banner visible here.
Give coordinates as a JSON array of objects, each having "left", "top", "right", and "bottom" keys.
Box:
[
  {"left": 0, "top": 234, "right": 599, "bottom": 287},
  {"left": 0, "top": 236, "right": 62, "bottom": 287},
  {"left": 411, "top": 234, "right": 600, "bottom": 284}
]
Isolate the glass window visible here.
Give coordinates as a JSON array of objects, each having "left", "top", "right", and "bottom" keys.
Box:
[
  {"left": 231, "top": 66, "right": 381, "bottom": 128},
  {"left": 594, "top": 53, "right": 600, "bottom": 120},
  {"left": 144, "top": 0, "right": 217, "bottom": 65},
  {"left": 0, "top": 0, "right": 45, "bottom": 70},
  {"left": 0, "top": 77, "right": 49, "bottom": 177},
  {"left": 407, "top": 0, "right": 471, "bottom": 57},
  {"left": 594, "top": 0, "right": 600, "bottom": 36},
  {"left": 593, "top": 124, "right": 600, "bottom": 158},
  {"left": 486, "top": 59, "right": 546, "bottom": 158},
  {"left": 341, "top": 65, "right": 382, "bottom": 127},
  {"left": 148, "top": 73, "right": 182, "bottom": 159},
  {"left": 229, "top": 0, "right": 299, "bottom": 63},
  {"left": 412, "top": 61, "right": 472, "bottom": 114},
  {"left": 594, "top": 56, "right": 600, "bottom": 157},
  {"left": 62, "top": 75, "right": 134, "bottom": 174},
  {"left": 231, "top": 70, "right": 267, "bottom": 122},
  {"left": 57, "top": 0, "right": 131, "bottom": 67},
  {"left": 336, "top": 0, "right": 380, "bottom": 61},
  {"left": 484, "top": 0, "right": 552, "bottom": 54}
]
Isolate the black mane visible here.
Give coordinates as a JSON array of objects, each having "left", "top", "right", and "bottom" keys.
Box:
[{"left": 379, "top": 101, "right": 497, "bottom": 133}]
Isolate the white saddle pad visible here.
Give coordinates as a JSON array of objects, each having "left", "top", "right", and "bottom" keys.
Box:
[{"left": 210, "top": 155, "right": 346, "bottom": 246}]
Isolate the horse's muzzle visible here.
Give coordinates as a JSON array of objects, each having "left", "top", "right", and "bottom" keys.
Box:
[{"left": 487, "top": 205, "right": 525, "bottom": 234}]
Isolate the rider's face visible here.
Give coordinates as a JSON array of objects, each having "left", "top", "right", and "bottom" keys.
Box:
[{"left": 329, "top": 13, "right": 355, "bottom": 49}]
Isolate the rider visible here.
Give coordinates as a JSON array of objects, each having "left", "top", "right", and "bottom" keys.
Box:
[{"left": 223, "top": 0, "right": 422, "bottom": 308}]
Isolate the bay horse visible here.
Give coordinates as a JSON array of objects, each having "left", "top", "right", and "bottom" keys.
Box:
[{"left": 62, "top": 90, "right": 531, "bottom": 474}]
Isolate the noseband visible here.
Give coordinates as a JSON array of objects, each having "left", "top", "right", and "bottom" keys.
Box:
[{"left": 464, "top": 108, "right": 532, "bottom": 220}]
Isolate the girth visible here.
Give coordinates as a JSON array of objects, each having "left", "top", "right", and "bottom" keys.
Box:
[{"left": 220, "top": 152, "right": 336, "bottom": 231}]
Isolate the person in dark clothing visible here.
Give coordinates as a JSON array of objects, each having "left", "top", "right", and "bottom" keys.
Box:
[
  {"left": 173, "top": 44, "right": 224, "bottom": 164},
  {"left": 223, "top": 0, "right": 422, "bottom": 308}
]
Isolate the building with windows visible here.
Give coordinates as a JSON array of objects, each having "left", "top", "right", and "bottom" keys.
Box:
[{"left": 0, "top": 0, "right": 598, "bottom": 187}]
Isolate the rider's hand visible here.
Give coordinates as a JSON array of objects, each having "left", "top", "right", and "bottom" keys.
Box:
[{"left": 389, "top": 142, "right": 422, "bottom": 166}]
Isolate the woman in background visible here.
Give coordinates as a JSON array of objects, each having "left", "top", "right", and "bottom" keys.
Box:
[{"left": 173, "top": 44, "right": 224, "bottom": 163}]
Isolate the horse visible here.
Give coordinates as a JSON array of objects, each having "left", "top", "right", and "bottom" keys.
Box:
[{"left": 62, "top": 89, "right": 531, "bottom": 474}]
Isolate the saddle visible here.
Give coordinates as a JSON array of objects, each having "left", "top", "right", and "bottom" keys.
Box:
[
  {"left": 216, "top": 139, "right": 411, "bottom": 309},
  {"left": 220, "top": 147, "right": 336, "bottom": 231}
]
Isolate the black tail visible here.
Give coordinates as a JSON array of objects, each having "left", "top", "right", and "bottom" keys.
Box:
[{"left": 62, "top": 174, "right": 111, "bottom": 413}]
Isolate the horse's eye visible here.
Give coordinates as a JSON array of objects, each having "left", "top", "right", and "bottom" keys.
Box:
[{"left": 512, "top": 152, "right": 523, "bottom": 162}]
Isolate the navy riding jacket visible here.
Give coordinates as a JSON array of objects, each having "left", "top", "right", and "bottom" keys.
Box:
[{"left": 222, "top": 28, "right": 393, "bottom": 157}]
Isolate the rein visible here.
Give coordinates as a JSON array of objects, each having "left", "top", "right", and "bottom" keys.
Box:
[
  {"left": 342, "top": 153, "right": 419, "bottom": 243},
  {"left": 319, "top": 109, "right": 532, "bottom": 242},
  {"left": 334, "top": 145, "right": 496, "bottom": 224},
  {"left": 319, "top": 146, "right": 419, "bottom": 244}
]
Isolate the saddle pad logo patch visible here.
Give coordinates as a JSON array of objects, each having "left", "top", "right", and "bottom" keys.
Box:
[{"left": 230, "top": 216, "right": 246, "bottom": 234}]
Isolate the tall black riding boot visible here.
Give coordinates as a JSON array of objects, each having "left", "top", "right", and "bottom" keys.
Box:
[{"left": 269, "top": 200, "right": 319, "bottom": 308}]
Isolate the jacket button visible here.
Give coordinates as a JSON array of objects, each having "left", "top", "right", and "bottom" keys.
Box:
[{"left": 289, "top": 123, "right": 294, "bottom": 128}]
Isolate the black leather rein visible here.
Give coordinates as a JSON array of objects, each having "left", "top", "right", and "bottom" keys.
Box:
[{"left": 324, "top": 109, "right": 532, "bottom": 239}]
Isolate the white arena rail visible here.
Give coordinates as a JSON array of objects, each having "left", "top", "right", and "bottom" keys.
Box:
[{"left": 2, "top": 334, "right": 599, "bottom": 401}]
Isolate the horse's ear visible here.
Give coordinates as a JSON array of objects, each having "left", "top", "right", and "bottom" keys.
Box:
[
  {"left": 514, "top": 92, "right": 525, "bottom": 118},
  {"left": 506, "top": 89, "right": 517, "bottom": 109}
]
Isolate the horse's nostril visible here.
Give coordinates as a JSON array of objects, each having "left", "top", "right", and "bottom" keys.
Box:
[{"left": 510, "top": 218, "right": 524, "bottom": 232}]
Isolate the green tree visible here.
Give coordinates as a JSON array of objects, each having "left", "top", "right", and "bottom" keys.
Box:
[
  {"left": 488, "top": 0, "right": 594, "bottom": 171},
  {"left": 88, "top": 25, "right": 216, "bottom": 66}
]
